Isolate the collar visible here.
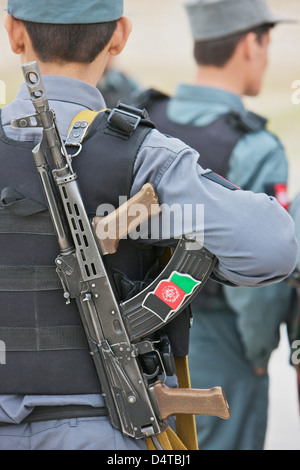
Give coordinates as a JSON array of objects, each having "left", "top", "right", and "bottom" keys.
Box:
[
  {"left": 16, "top": 75, "right": 106, "bottom": 111},
  {"left": 173, "top": 84, "right": 245, "bottom": 113}
]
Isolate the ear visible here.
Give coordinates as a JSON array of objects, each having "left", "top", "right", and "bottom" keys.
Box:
[
  {"left": 108, "top": 16, "right": 132, "bottom": 56},
  {"left": 4, "top": 14, "right": 27, "bottom": 55},
  {"left": 242, "top": 32, "right": 261, "bottom": 61}
]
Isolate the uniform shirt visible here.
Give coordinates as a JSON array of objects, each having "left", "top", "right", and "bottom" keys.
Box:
[
  {"left": 0, "top": 76, "right": 297, "bottom": 423},
  {"left": 167, "top": 84, "right": 288, "bottom": 194},
  {"left": 167, "top": 83, "right": 295, "bottom": 368}
]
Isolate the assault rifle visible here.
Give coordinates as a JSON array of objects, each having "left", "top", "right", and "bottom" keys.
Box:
[{"left": 12, "top": 61, "right": 230, "bottom": 449}]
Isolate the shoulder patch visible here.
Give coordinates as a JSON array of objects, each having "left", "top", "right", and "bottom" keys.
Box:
[
  {"left": 202, "top": 171, "right": 240, "bottom": 190},
  {"left": 265, "top": 182, "right": 289, "bottom": 210}
]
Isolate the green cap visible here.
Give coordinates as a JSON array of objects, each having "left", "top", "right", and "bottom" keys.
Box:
[
  {"left": 184, "top": 0, "right": 294, "bottom": 41},
  {"left": 6, "top": 0, "right": 123, "bottom": 24}
]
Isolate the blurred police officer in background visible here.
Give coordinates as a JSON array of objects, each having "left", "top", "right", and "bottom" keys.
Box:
[
  {"left": 96, "top": 55, "right": 141, "bottom": 108},
  {"left": 0, "top": 0, "right": 297, "bottom": 450},
  {"left": 134, "top": 0, "right": 297, "bottom": 450}
]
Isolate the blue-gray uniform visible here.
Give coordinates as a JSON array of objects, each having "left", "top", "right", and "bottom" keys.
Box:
[
  {"left": 0, "top": 76, "right": 297, "bottom": 450},
  {"left": 290, "top": 193, "right": 300, "bottom": 269},
  {"left": 166, "top": 83, "right": 295, "bottom": 450}
]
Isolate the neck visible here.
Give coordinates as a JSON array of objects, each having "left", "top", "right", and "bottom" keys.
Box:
[
  {"left": 21, "top": 53, "right": 108, "bottom": 87},
  {"left": 194, "top": 65, "right": 245, "bottom": 96}
]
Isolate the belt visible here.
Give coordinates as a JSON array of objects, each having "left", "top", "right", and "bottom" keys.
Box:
[{"left": 0, "top": 405, "right": 107, "bottom": 426}]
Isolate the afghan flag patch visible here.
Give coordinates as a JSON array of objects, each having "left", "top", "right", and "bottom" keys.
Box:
[{"left": 142, "top": 271, "right": 201, "bottom": 322}]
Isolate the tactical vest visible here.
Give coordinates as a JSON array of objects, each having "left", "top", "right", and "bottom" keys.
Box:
[
  {"left": 134, "top": 89, "right": 267, "bottom": 307},
  {"left": 0, "top": 105, "right": 191, "bottom": 395}
]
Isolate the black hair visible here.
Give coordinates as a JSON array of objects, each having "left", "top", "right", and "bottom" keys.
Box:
[
  {"left": 23, "top": 20, "right": 118, "bottom": 63},
  {"left": 194, "top": 23, "right": 273, "bottom": 67}
]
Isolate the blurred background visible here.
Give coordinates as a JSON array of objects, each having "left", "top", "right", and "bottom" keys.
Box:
[
  {"left": 1, "top": 0, "right": 300, "bottom": 197},
  {"left": 1, "top": 0, "right": 300, "bottom": 450},
  {"left": 122, "top": 0, "right": 300, "bottom": 200}
]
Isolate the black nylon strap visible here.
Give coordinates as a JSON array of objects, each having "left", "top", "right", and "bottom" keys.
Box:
[
  {"left": 0, "top": 325, "right": 88, "bottom": 351},
  {"left": 0, "top": 265, "right": 61, "bottom": 291},
  {"left": 106, "top": 102, "right": 153, "bottom": 137},
  {"left": 0, "top": 405, "right": 107, "bottom": 426},
  {"left": 0, "top": 187, "right": 47, "bottom": 217},
  {"left": 125, "top": 124, "right": 155, "bottom": 198},
  {"left": 0, "top": 207, "right": 54, "bottom": 235}
]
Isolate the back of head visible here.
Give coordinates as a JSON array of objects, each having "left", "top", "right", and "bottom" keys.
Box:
[
  {"left": 184, "top": 0, "right": 292, "bottom": 66},
  {"left": 6, "top": 0, "right": 124, "bottom": 63}
]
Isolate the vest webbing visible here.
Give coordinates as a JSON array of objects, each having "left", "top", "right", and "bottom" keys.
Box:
[
  {"left": 0, "top": 105, "right": 199, "bottom": 449},
  {"left": 0, "top": 102, "right": 215, "bottom": 449},
  {"left": 0, "top": 106, "right": 163, "bottom": 394}
]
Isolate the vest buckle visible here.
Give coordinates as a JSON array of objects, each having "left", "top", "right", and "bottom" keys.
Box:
[{"left": 107, "top": 102, "right": 148, "bottom": 136}]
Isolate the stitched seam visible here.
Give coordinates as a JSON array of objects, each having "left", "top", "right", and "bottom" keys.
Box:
[{"left": 140, "top": 145, "right": 192, "bottom": 188}]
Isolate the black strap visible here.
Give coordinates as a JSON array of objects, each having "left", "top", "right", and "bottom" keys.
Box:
[
  {"left": 0, "top": 207, "right": 54, "bottom": 235},
  {"left": 0, "top": 187, "right": 47, "bottom": 217},
  {"left": 106, "top": 102, "right": 154, "bottom": 137},
  {"left": 125, "top": 124, "right": 156, "bottom": 199},
  {"left": 0, "top": 405, "right": 107, "bottom": 426},
  {"left": 0, "top": 265, "right": 61, "bottom": 291},
  {"left": 0, "top": 325, "right": 88, "bottom": 351}
]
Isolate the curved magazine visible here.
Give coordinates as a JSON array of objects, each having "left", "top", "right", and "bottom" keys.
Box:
[{"left": 121, "top": 238, "right": 216, "bottom": 341}]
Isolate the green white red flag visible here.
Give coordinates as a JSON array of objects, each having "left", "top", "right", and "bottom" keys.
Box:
[{"left": 142, "top": 271, "right": 201, "bottom": 322}]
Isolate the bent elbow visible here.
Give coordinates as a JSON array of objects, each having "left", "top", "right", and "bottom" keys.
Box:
[{"left": 259, "top": 219, "right": 298, "bottom": 284}]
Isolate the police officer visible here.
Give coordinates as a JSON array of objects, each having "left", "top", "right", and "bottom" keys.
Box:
[
  {"left": 133, "top": 0, "right": 297, "bottom": 450},
  {"left": 0, "top": 0, "right": 297, "bottom": 450},
  {"left": 287, "top": 193, "right": 300, "bottom": 399}
]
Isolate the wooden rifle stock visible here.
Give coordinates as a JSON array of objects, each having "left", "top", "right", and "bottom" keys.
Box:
[
  {"left": 93, "top": 183, "right": 160, "bottom": 255},
  {"left": 150, "top": 383, "right": 230, "bottom": 420}
]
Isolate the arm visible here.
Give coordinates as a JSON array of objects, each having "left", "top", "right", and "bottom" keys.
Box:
[
  {"left": 224, "top": 134, "right": 295, "bottom": 370},
  {"left": 131, "top": 129, "right": 297, "bottom": 287}
]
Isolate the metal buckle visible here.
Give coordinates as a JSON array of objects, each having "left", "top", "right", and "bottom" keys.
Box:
[
  {"left": 107, "top": 101, "right": 150, "bottom": 136},
  {"left": 107, "top": 108, "right": 141, "bottom": 133},
  {"left": 64, "top": 120, "right": 89, "bottom": 157}
]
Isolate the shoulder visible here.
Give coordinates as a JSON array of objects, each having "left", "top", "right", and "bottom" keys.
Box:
[
  {"left": 228, "top": 124, "right": 288, "bottom": 196},
  {"left": 231, "top": 124, "right": 287, "bottom": 172},
  {"left": 140, "top": 128, "right": 192, "bottom": 154},
  {"left": 131, "top": 128, "right": 201, "bottom": 192},
  {"left": 243, "top": 125, "right": 285, "bottom": 154}
]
